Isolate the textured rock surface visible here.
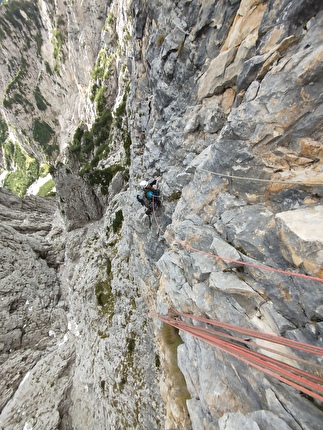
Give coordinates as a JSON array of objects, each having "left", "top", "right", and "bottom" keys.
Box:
[
  {"left": 0, "top": 0, "right": 323, "bottom": 429},
  {"left": 276, "top": 205, "right": 323, "bottom": 277},
  {"left": 0, "top": 188, "right": 69, "bottom": 424}
]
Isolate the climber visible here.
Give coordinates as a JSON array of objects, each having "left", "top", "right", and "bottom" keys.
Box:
[{"left": 137, "top": 176, "right": 161, "bottom": 216}]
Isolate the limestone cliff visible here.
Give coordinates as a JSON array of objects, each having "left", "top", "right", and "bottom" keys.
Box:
[{"left": 0, "top": 1, "right": 323, "bottom": 429}]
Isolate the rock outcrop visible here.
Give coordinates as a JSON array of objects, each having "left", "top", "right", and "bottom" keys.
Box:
[{"left": 0, "top": 0, "right": 323, "bottom": 429}]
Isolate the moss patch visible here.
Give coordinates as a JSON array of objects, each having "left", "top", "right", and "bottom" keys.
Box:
[
  {"left": 95, "top": 257, "right": 114, "bottom": 323},
  {"left": 167, "top": 191, "right": 182, "bottom": 202}
]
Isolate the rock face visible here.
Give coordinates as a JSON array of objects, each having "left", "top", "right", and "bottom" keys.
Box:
[
  {"left": 0, "top": 188, "right": 70, "bottom": 428},
  {"left": 0, "top": 0, "right": 323, "bottom": 430},
  {"left": 276, "top": 205, "right": 323, "bottom": 277}
]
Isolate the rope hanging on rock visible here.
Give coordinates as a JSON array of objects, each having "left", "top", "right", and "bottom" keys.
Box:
[
  {"left": 152, "top": 200, "right": 323, "bottom": 283},
  {"left": 157, "top": 310, "right": 323, "bottom": 402},
  {"left": 199, "top": 168, "right": 323, "bottom": 186}
]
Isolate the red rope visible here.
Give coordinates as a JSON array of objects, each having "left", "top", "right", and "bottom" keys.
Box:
[
  {"left": 158, "top": 313, "right": 323, "bottom": 402},
  {"left": 152, "top": 196, "right": 323, "bottom": 400},
  {"left": 172, "top": 318, "right": 323, "bottom": 386},
  {"left": 170, "top": 308, "right": 323, "bottom": 356},
  {"left": 170, "top": 318, "right": 322, "bottom": 370},
  {"left": 152, "top": 201, "right": 323, "bottom": 400},
  {"left": 151, "top": 199, "right": 323, "bottom": 283}
]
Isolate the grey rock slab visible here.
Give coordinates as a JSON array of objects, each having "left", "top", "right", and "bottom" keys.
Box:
[{"left": 276, "top": 205, "right": 323, "bottom": 276}]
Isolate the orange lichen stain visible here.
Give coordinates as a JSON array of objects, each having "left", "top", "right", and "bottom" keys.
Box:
[
  {"left": 297, "top": 53, "right": 323, "bottom": 85},
  {"left": 277, "top": 283, "right": 292, "bottom": 301},
  {"left": 267, "top": 182, "right": 294, "bottom": 193},
  {"left": 205, "top": 293, "right": 212, "bottom": 305},
  {"left": 221, "top": 88, "right": 235, "bottom": 113},
  {"left": 259, "top": 26, "right": 284, "bottom": 54},
  {"left": 222, "top": 0, "right": 266, "bottom": 51},
  {"left": 300, "top": 87, "right": 313, "bottom": 102},
  {"left": 299, "top": 138, "right": 323, "bottom": 159},
  {"left": 303, "top": 262, "right": 323, "bottom": 279}
]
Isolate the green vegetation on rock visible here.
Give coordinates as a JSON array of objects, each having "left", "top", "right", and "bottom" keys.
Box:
[
  {"left": 90, "top": 49, "right": 116, "bottom": 111},
  {"left": 2, "top": 140, "right": 14, "bottom": 170},
  {"left": 37, "top": 178, "right": 55, "bottom": 197},
  {"left": 39, "top": 163, "right": 50, "bottom": 177},
  {"left": 69, "top": 105, "right": 130, "bottom": 194},
  {"left": 0, "top": 116, "right": 8, "bottom": 145},
  {"left": 32, "top": 119, "right": 56, "bottom": 150},
  {"left": 95, "top": 257, "right": 114, "bottom": 323},
  {"left": 3, "top": 57, "right": 33, "bottom": 111},
  {"left": 88, "top": 165, "right": 126, "bottom": 195},
  {"left": 0, "top": 1, "right": 42, "bottom": 42},
  {"left": 70, "top": 107, "right": 112, "bottom": 170},
  {"left": 32, "top": 119, "right": 58, "bottom": 161},
  {"left": 52, "top": 27, "right": 66, "bottom": 73},
  {"left": 0, "top": 1, "right": 43, "bottom": 118},
  {"left": 2, "top": 142, "right": 39, "bottom": 197},
  {"left": 112, "top": 209, "right": 124, "bottom": 234},
  {"left": 68, "top": 53, "right": 131, "bottom": 194},
  {"left": 114, "top": 84, "right": 132, "bottom": 166},
  {"left": 159, "top": 324, "right": 191, "bottom": 412},
  {"left": 34, "top": 86, "right": 48, "bottom": 111}
]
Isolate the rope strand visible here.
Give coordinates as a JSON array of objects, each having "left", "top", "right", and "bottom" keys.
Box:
[
  {"left": 199, "top": 168, "right": 323, "bottom": 186},
  {"left": 158, "top": 313, "right": 323, "bottom": 402}
]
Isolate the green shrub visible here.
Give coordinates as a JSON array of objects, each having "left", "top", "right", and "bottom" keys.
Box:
[
  {"left": 123, "top": 132, "right": 131, "bottom": 166},
  {"left": 112, "top": 209, "right": 123, "bottom": 233},
  {"left": 88, "top": 164, "right": 125, "bottom": 194},
  {"left": 3, "top": 140, "right": 14, "bottom": 169},
  {"left": 33, "top": 119, "right": 55, "bottom": 146},
  {"left": 4, "top": 57, "right": 26, "bottom": 95},
  {"left": 0, "top": 116, "right": 8, "bottom": 145},
  {"left": 52, "top": 28, "right": 66, "bottom": 70},
  {"left": 106, "top": 11, "right": 115, "bottom": 26},
  {"left": 95, "top": 86, "right": 108, "bottom": 114},
  {"left": 167, "top": 191, "right": 182, "bottom": 202},
  {"left": 3, "top": 143, "right": 40, "bottom": 197},
  {"left": 45, "top": 61, "right": 52, "bottom": 76},
  {"left": 34, "top": 86, "right": 48, "bottom": 111},
  {"left": 69, "top": 108, "right": 112, "bottom": 168}
]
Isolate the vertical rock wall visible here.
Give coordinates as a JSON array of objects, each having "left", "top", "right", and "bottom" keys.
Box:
[
  {"left": 128, "top": 0, "right": 323, "bottom": 429},
  {"left": 1, "top": 1, "right": 323, "bottom": 430}
]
